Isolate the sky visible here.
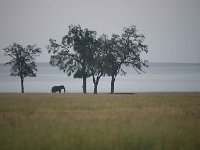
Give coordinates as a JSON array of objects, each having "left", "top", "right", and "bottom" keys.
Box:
[{"left": 0, "top": 0, "right": 200, "bottom": 63}]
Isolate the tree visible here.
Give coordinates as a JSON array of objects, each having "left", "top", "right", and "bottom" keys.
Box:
[
  {"left": 89, "top": 35, "right": 108, "bottom": 94},
  {"left": 47, "top": 25, "right": 96, "bottom": 93},
  {"left": 3, "top": 43, "right": 41, "bottom": 93},
  {"left": 104, "top": 34, "right": 124, "bottom": 93},
  {"left": 106, "top": 25, "right": 148, "bottom": 93}
]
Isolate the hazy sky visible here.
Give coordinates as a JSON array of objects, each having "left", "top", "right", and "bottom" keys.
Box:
[{"left": 0, "top": 0, "right": 200, "bottom": 63}]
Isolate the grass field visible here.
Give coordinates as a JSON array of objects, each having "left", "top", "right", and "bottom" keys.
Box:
[{"left": 0, "top": 93, "right": 200, "bottom": 150}]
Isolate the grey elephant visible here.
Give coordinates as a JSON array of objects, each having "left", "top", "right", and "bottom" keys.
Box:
[{"left": 51, "top": 85, "right": 65, "bottom": 93}]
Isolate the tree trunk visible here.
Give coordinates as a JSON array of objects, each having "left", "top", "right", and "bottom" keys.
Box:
[
  {"left": 110, "top": 74, "right": 115, "bottom": 94},
  {"left": 94, "top": 82, "right": 98, "bottom": 94},
  {"left": 93, "top": 75, "right": 101, "bottom": 94},
  {"left": 83, "top": 76, "right": 87, "bottom": 94},
  {"left": 20, "top": 76, "right": 24, "bottom": 93}
]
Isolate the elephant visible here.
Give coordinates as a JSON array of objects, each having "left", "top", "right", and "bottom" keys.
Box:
[{"left": 51, "top": 85, "right": 65, "bottom": 93}]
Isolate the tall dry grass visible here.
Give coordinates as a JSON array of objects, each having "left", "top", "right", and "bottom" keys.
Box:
[{"left": 0, "top": 93, "right": 200, "bottom": 150}]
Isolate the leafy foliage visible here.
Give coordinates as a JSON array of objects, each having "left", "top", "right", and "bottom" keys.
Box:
[
  {"left": 106, "top": 25, "right": 148, "bottom": 77},
  {"left": 3, "top": 43, "right": 41, "bottom": 78},
  {"left": 48, "top": 25, "right": 97, "bottom": 78}
]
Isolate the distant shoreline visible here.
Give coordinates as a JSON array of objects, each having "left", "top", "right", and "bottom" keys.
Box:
[
  {"left": 0, "top": 92, "right": 199, "bottom": 95},
  {"left": 1, "top": 62, "right": 199, "bottom": 93}
]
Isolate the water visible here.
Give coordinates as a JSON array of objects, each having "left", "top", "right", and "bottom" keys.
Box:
[{"left": 0, "top": 63, "right": 200, "bottom": 93}]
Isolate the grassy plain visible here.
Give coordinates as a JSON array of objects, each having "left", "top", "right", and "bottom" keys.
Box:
[{"left": 0, "top": 93, "right": 200, "bottom": 150}]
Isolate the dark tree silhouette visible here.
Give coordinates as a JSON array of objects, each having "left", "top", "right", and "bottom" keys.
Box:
[
  {"left": 3, "top": 43, "right": 41, "bottom": 93},
  {"left": 47, "top": 25, "right": 96, "bottom": 93},
  {"left": 106, "top": 25, "right": 148, "bottom": 93},
  {"left": 89, "top": 35, "right": 108, "bottom": 94},
  {"left": 48, "top": 24, "right": 148, "bottom": 94}
]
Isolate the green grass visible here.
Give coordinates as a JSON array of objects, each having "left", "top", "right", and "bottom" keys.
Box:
[{"left": 0, "top": 93, "right": 200, "bottom": 150}]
